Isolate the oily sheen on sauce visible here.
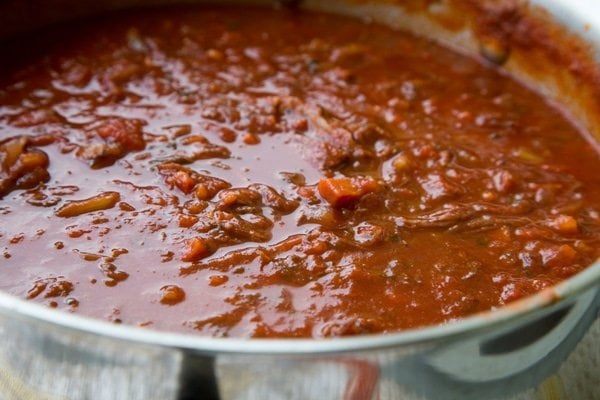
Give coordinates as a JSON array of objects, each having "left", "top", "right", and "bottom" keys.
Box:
[{"left": 0, "top": 6, "right": 599, "bottom": 338}]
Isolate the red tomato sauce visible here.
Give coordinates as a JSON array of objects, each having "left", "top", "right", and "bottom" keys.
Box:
[{"left": 0, "top": 5, "right": 599, "bottom": 338}]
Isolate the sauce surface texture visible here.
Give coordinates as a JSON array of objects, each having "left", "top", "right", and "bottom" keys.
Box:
[{"left": 1, "top": 6, "right": 599, "bottom": 338}]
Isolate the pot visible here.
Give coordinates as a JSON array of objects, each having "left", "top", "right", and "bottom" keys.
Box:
[{"left": 0, "top": 1, "right": 598, "bottom": 399}]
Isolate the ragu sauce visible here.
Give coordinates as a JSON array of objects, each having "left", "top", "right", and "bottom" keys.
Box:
[{"left": 0, "top": 5, "right": 599, "bottom": 338}]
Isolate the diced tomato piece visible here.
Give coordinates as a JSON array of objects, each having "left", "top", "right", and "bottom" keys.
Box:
[
  {"left": 208, "top": 274, "right": 229, "bottom": 287},
  {"left": 96, "top": 118, "right": 146, "bottom": 151},
  {"left": 159, "top": 285, "right": 185, "bottom": 305},
  {"left": 548, "top": 215, "right": 579, "bottom": 235},
  {"left": 195, "top": 184, "right": 209, "bottom": 200},
  {"left": 317, "top": 176, "right": 379, "bottom": 208},
  {"left": 175, "top": 171, "right": 195, "bottom": 194},
  {"left": 540, "top": 244, "right": 578, "bottom": 269},
  {"left": 181, "top": 237, "right": 210, "bottom": 262},
  {"left": 179, "top": 214, "right": 199, "bottom": 228}
]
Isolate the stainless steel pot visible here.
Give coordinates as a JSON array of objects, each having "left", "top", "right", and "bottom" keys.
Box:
[{"left": 0, "top": 1, "right": 599, "bottom": 399}]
